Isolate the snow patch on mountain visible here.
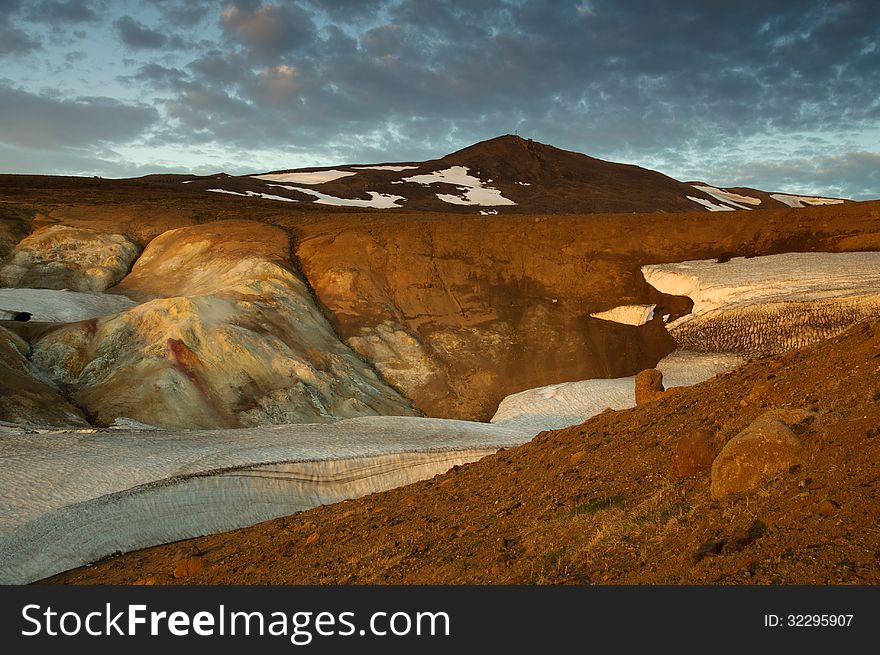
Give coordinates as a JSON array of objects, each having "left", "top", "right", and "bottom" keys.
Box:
[
  {"left": 686, "top": 195, "right": 736, "bottom": 211},
  {"left": 252, "top": 169, "right": 357, "bottom": 184},
  {"left": 402, "top": 166, "right": 517, "bottom": 206},
  {"left": 267, "top": 184, "right": 405, "bottom": 208},
  {"left": 770, "top": 194, "right": 845, "bottom": 208},
  {"left": 490, "top": 350, "right": 743, "bottom": 433},
  {"left": 0, "top": 289, "right": 136, "bottom": 323},
  {"left": 206, "top": 188, "right": 298, "bottom": 202},
  {"left": 350, "top": 165, "right": 419, "bottom": 171},
  {"left": 0, "top": 416, "right": 531, "bottom": 583},
  {"left": 642, "top": 252, "right": 880, "bottom": 325},
  {"left": 691, "top": 184, "right": 761, "bottom": 209}
]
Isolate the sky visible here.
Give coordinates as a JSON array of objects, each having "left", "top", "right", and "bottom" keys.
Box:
[{"left": 0, "top": 0, "right": 878, "bottom": 199}]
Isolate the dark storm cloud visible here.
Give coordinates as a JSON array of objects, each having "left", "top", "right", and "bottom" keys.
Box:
[
  {"left": 0, "top": 82, "right": 159, "bottom": 149},
  {"left": 0, "top": 0, "right": 40, "bottom": 56},
  {"left": 197, "top": 0, "right": 880, "bottom": 147}
]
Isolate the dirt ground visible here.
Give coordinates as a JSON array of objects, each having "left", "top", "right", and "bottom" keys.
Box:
[{"left": 45, "top": 319, "right": 880, "bottom": 585}]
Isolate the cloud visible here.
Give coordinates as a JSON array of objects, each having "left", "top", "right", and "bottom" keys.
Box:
[
  {"left": 220, "top": 1, "right": 317, "bottom": 58},
  {"left": 301, "top": 0, "right": 389, "bottom": 22},
  {"left": 0, "top": 0, "right": 878, "bottom": 199},
  {"left": 256, "top": 64, "right": 300, "bottom": 104},
  {"left": 26, "top": 0, "right": 99, "bottom": 24},
  {"left": 712, "top": 151, "right": 880, "bottom": 200},
  {"left": 0, "top": 82, "right": 159, "bottom": 149},
  {"left": 0, "top": 21, "right": 40, "bottom": 56},
  {"left": 114, "top": 15, "right": 170, "bottom": 49},
  {"left": 144, "top": 0, "right": 214, "bottom": 27}
]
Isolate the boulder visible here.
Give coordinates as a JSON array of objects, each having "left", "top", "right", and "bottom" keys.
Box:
[
  {"left": 709, "top": 409, "right": 812, "bottom": 498},
  {"left": 635, "top": 368, "right": 665, "bottom": 405}
]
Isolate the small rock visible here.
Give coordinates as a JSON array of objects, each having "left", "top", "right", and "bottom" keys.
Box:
[
  {"left": 172, "top": 557, "right": 204, "bottom": 579},
  {"left": 818, "top": 499, "right": 839, "bottom": 516},
  {"left": 672, "top": 429, "right": 715, "bottom": 477},
  {"left": 635, "top": 369, "right": 665, "bottom": 405},
  {"left": 569, "top": 450, "right": 588, "bottom": 465},
  {"left": 305, "top": 531, "right": 320, "bottom": 545},
  {"left": 693, "top": 539, "right": 726, "bottom": 563}
]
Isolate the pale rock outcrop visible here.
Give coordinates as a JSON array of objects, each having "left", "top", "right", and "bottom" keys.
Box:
[
  {"left": 0, "top": 326, "right": 88, "bottom": 428},
  {"left": 31, "top": 221, "right": 416, "bottom": 429},
  {"left": 0, "top": 225, "right": 140, "bottom": 292},
  {"left": 710, "top": 409, "right": 813, "bottom": 499}
]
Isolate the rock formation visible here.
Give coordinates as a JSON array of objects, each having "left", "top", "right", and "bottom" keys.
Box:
[
  {"left": 31, "top": 221, "right": 416, "bottom": 429},
  {"left": 635, "top": 368, "right": 665, "bottom": 404},
  {"left": 0, "top": 225, "right": 140, "bottom": 292},
  {"left": 0, "top": 326, "right": 88, "bottom": 427}
]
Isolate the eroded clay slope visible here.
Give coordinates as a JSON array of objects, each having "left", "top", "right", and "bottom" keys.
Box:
[
  {"left": 0, "top": 326, "right": 88, "bottom": 427},
  {"left": 298, "top": 217, "right": 697, "bottom": 420},
  {"left": 31, "top": 221, "right": 415, "bottom": 429}
]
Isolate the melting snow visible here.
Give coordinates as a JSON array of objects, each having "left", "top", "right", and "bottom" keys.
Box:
[
  {"left": 642, "top": 251, "right": 880, "bottom": 327},
  {"left": 252, "top": 169, "right": 357, "bottom": 184},
  {"left": 402, "top": 166, "right": 517, "bottom": 206},
  {"left": 0, "top": 416, "right": 531, "bottom": 583},
  {"left": 770, "top": 193, "right": 845, "bottom": 208},
  {"left": 268, "top": 184, "right": 405, "bottom": 208},
  {"left": 590, "top": 304, "right": 656, "bottom": 326},
  {"left": 350, "top": 165, "right": 419, "bottom": 171},
  {"left": 686, "top": 195, "right": 736, "bottom": 212},
  {"left": 691, "top": 184, "right": 761, "bottom": 209},
  {"left": 0, "top": 289, "right": 136, "bottom": 322},
  {"left": 206, "top": 188, "right": 298, "bottom": 202},
  {"left": 490, "top": 350, "right": 743, "bottom": 433}
]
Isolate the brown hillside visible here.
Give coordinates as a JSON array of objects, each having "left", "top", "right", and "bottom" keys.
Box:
[
  {"left": 46, "top": 319, "right": 880, "bottom": 585},
  {"left": 128, "top": 135, "right": 846, "bottom": 214}
]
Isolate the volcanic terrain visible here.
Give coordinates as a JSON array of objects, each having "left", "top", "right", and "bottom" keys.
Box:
[
  {"left": 0, "top": 134, "right": 878, "bottom": 585},
  {"left": 46, "top": 319, "right": 880, "bottom": 585}
]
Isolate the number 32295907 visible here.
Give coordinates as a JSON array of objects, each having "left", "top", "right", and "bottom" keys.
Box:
[{"left": 764, "top": 614, "right": 853, "bottom": 627}]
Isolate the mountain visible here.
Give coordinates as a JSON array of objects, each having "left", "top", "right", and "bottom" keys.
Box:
[{"left": 179, "top": 134, "right": 847, "bottom": 214}]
